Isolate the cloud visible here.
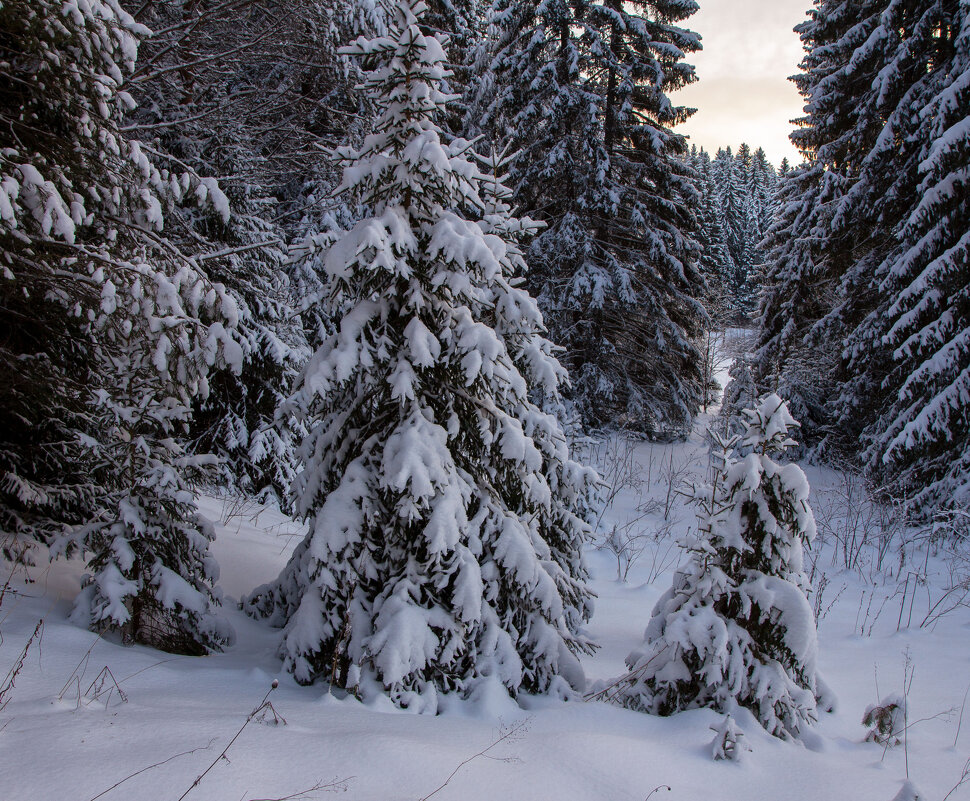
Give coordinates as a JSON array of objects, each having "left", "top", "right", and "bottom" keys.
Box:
[{"left": 671, "top": 0, "right": 809, "bottom": 165}]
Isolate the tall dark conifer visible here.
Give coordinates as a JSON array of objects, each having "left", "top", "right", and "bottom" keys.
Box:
[
  {"left": 754, "top": 0, "right": 876, "bottom": 445},
  {"left": 842, "top": 0, "right": 970, "bottom": 511},
  {"left": 757, "top": 0, "right": 969, "bottom": 515},
  {"left": 476, "top": 0, "right": 707, "bottom": 436}
]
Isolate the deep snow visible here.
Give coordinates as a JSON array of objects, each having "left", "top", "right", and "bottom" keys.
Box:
[{"left": 2, "top": 419, "right": 970, "bottom": 801}]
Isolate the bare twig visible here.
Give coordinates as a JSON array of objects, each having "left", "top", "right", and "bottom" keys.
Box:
[
  {"left": 117, "top": 657, "right": 181, "bottom": 685},
  {"left": 584, "top": 644, "right": 671, "bottom": 705},
  {"left": 0, "top": 557, "right": 21, "bottom": 626},
  {"left": 954, "top": 682, "right": 970, "bottom": 748},
  {"left": 58, "top": 632, "right": 103, "bottom": 699},
  {"left": 83, "top": 666, "right": 129, "bottom": 707},
  {"left": 942, "top": 757, "right": 970, "bottom": 801},
  {"left": 417, "top": 718, "right": 530, "bottom": 801},
  {"left": 903, "top": 651, "right": 913, "bottom": 778},
  {"left": 247, "top": 777, "right": 352, "bottom": 800},
  {"left": 0, "top": 618, "right": 43, "bottom": 711},
  {"left": 176, "top": 681, "right": 283, "bottom": 801},
  {"left": 85, "top": 739, "right": 217, "bottom": 801}
]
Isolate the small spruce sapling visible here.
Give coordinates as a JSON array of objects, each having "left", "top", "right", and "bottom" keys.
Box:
[
  {"left": 710, "top": 714, "right": 749, "bottom": 762},
  {"left": 863, "top": 694, "right": 905, "bottom": 747},
  {"left": 718, "top": 355, "right": 758, "bottom": 437},
  {"left": 612, "top": 394, "right": 821, "bottom": 739},
  {"left": 69, "top": 264, "right": 240, "bottom": 655},
  {"left": 0, "top": 0, "right": 240, "bottom": 654}
]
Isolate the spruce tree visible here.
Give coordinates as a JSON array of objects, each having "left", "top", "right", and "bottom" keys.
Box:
[
  {"left": 613, "top": 395, "right": 820, "bottom": 740},
  {"left": 754, "top": 0, "right": 875, "bottom": 445},
  {"left": 689, "top": 147, "right": 735, "bottom": 326},
  {"left": 474, "top": 0, "right": 707, "bottom": 435},
  {"left": 420, "top": 0, "right": 482, "bottom": 136},
  {"left": 862, "top": 2, "right": 970, "bottom": 512},
  {"left": 244, "top": 0, "right": 597, "bottom": 708},
  {"left": 755, "top": 164, "right": 838, "bottom": 441},
  {"left": 770, "top": 0, "right": 969, "bottom": 512},
  {"left": 718, "top": 355, "right": 759, "bottom": 436},
  {"left": 0, "top": 0, "right": 240, "bottom": 650},
  {"left": 700, "top": 144, "right": 779, "bottom": 325},
  {"left": 0, "top": 0, "right": 124, "bottom": 547},
  {"left": 69, "top": 261, "right": 240, "bottom": 654},
  {"left": 815, "top": 0, "right": 927, "bottom": 456}
]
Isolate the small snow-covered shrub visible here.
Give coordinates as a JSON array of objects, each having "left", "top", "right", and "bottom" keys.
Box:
[
  {"left": 611, "top": 395, "right": 821, "bottom": 740},
  {"left": 710, "top": 715, "right": 749, "bottom": 762},
  {"left": 862, "top": 694, "right": 905, "bottom": 746}
]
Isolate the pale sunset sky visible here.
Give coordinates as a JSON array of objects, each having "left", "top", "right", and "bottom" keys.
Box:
[{"left": 674, "top": 0, "right": 811, "bottom": 167}]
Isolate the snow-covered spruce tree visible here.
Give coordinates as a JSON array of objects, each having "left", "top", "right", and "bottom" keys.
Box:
[
  {"left": 117, "top": 0, "right": 379, "bottom": 504},
  {"left": 184, "top": 206, "right": 300, "bottom": 506},
  {"left": 706, "top": 144, "right": 779, "bottom": 324},
  {"left": 244, "top": 0, "right": 597, "bottom": 708},
  {"left": 688, "top": 147, "right": 735, "bottom": 328},
  {"left": 862, "top": 2, "right": 970, "bottom": 513},
  {"left": 70, "top": 262, "right": 241, "bottom": 654},
  {"left": 814, "top": 0, "right": 940, "bottom": 458},
  {"left": 0, "top": 0, "right": 239, "bottom": 650},
  {"left": 753, "top": 0, "right": 877, "bottom": 446},
  {"left": 472, "top": 0, "right": 707, "bottom": 435},
  {"left": 763, "top": 0, "right": 967, "bottom": 510},
  {"left": 575, "top": 0, "right": 708, "bottom": 435},
  {"left": 0, "top": 0, "right": 123, "bottom": 547},
  {"left": 613, "top": 395, "right": 819, "bottom": 740},
  {"left": 711, "top": 147, "right": 748, "bottom": 312},
  {"left": 418, "top": 0, "right": 482, "bottom": 136},
  {"left": 750, "top": 147, "right": 779, "bottom": 242},
  {"left": 718, "top": 355, "right": 759, "bottom": 437},
  {"left": 736, "top": 147, "right": 778, "bottom": 320},
  {"left": 754, "top": 163, "right": 840, "bottom": 443}
]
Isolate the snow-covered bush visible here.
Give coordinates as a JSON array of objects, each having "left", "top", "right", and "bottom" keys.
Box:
[
  {"left": 611, "top": 394, "right": 821, "bottom": 739},
  {"left": 710, "top": 714, "right": 749, "bottom": 762},
  {"left": 0, "top": 0, "right": 240, "bottom": 652},
  {"left": 862, "top": 694, "right": 905, "bottom": 747},
  {"left": 243, "top": 0, "right": 597, "bottom": 709}
]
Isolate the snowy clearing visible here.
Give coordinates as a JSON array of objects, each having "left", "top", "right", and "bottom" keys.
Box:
[{"left": 2, "top": 418, "right": 969, "bottom": 801}]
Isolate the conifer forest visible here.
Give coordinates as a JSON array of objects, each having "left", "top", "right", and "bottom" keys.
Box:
[{"left": 1, "top": 1, "right": 969, "bottom": 799}]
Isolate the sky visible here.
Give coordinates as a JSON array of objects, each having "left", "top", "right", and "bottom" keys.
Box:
[{"left": 673, "top": 0, "right": 811, "bottom": 167}]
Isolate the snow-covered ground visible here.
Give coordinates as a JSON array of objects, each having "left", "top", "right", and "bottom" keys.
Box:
[{"left": 2, "top": 418, "right": 969, "bottom": 801}]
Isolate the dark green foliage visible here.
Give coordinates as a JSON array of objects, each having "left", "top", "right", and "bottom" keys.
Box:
[
  {"left": 756, "top": 0, "right": 970, "bottom": 514},
  {"left": 476, "top": 0, "right": 707, "bottom": 436}
]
